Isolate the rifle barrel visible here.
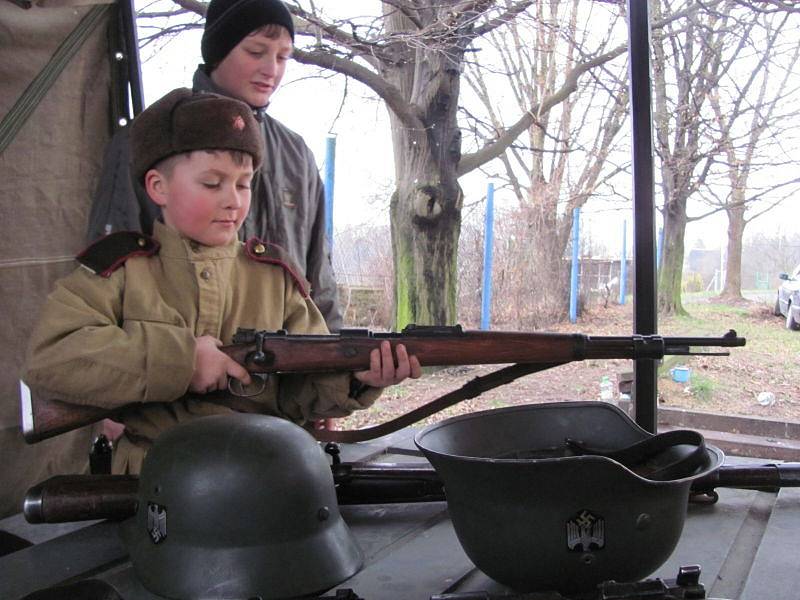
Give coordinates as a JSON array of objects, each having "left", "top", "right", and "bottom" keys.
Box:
[{"left": 28, "top": 461, "right": 800, "bottom": 524}]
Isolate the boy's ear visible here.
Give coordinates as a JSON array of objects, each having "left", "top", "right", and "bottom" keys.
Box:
[{"left": 144, "top": 169, "right": 168, "bottom": 207}]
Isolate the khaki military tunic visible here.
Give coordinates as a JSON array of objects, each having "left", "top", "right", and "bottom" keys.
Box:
[
  {"left": 24, "top": 222, "right": 379, "bottom": 473},
  {"left": 86, "top": 68, "right": 343, "bottom": 331}
]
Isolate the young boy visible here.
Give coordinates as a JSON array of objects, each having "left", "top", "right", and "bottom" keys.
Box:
[
  {"left": 24, "top": 89, "right": 420, "bottom": 474},
  {"left": 88, "top": 0, "right": 344, "bottom": 331}
]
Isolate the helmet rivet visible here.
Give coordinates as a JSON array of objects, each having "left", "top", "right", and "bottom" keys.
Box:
[
  {"left": 317, "top": 506, "right": 330, "bottom": 521},
  {"left": 581, "top": 553, "right": 594, "bottom": 565},
  {"left": 635, "top": 513, "right": 652, "bottom": 530}
]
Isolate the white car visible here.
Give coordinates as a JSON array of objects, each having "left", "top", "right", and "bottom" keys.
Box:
[{"left": 774, "top": 264, "right": 800, "bottom": 330}]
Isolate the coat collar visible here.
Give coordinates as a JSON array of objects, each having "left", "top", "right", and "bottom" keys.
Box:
[
  {"left": 153, "top": 220, "right": 239, "bottom": 261},
  {"left": 192, "top": 66, "right": 269, "bottom": 122}
]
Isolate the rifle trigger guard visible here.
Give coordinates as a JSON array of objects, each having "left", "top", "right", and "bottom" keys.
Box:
[{"left": 228, "top": 373, "right": 268, "bottom": 398}]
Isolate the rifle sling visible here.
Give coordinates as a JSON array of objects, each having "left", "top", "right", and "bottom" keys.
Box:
[
  {"left": 313, "top": 362, "right": 566, "bottom": 443},
  {"left": 566, "top": 429, "right": 708, "bottom": 481}
]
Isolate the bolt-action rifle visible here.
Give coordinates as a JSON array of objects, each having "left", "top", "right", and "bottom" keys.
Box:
[
  {"left": 20, "top": 325, "right": 745, "bottom": 443},
  {"left": 21, "top": 460, "right": 800, "bottom": 524}
]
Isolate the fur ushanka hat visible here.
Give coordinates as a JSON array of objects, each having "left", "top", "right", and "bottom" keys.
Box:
[{"left": 130, "top": 88, "right": 263, "bottom": 182}]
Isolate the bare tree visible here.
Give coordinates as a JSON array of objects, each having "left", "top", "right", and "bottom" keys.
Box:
[
  {"left": 704, "top": 11, "right": 800, "bottom": 301},
  {"left": 652, "top": 0, "right": 800, "bottom": 313},
  {"left": 461, "top": 0, "right": 630, "bottom": 323},
  {"left": 652, "top": 0, "right": 746, "bottom": 314},
  {"left": 292, "top": 1, "right": 638, "bottom": 328}
]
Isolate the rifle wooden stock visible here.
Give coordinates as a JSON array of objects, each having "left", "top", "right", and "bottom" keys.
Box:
[
  {"left": 19, "top": 381, "right": 124, "bottom": 443},
  {"left": 21, "top": 325, "right": 745, "bottom": 443},
  {"left": 24, "top": 474, "right": 138, "bottom": 524},
  {"left": 23, "top": 462, "right": 800, "bottom": 524}
]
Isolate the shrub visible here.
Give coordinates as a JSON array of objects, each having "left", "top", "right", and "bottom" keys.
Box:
[{"left": 682, "top": 271, "right": 704, "bottom": 293}]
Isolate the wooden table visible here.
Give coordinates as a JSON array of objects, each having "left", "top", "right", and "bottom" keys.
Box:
[{"left": 1, "top": 427, "right": 798, "bottom": 600}]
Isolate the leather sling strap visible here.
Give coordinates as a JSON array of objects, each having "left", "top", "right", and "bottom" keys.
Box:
[
  {"left": 566, "top": 429, "right": 707, "bottom": 481},
  {"left": 313, "top": 362, "right": 567, "bottom": 443}
]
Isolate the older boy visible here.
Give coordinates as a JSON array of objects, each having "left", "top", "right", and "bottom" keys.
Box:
[
  {"left": 25, "top": 89, "right": 420, "bottom": 474},
  {"left": 87, "top": 0, "right": 344, "bottom": 331}
]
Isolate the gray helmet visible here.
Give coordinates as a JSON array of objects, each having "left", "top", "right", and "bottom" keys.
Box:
[
  {"left": 126, "top": 414, "right": 362, "bottom": 599},
  {"left": 415, "top": 402, "right": 723, "bottom": 595}
]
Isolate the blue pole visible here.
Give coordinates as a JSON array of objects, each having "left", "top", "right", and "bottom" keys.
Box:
[
  {"left": 619, "top": 220, "right": 628, "bottom": 305},
  {"left": 656, "top": 226, "right": 664, "bottom": 272},
  {"left": 324, "top": 135, "right": 336, "bottom": 250},
  {"left": 480, "top": 182, "right": 496, "bottom": 330},
  {"left": 569, "top": 207, "right": 581, "bottom": 323}
]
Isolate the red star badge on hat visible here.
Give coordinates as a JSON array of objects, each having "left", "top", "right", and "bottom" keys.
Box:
[{"left": 232, "top": 115, "right": 245, "bottom": 131}]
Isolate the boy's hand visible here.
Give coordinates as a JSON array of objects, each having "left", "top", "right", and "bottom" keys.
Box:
[
  {"left": 353, "top": 341, "right": 422, "bottom": 388},
  {"left": 190, "top": 335, "right": 252, "bottom": 394}
]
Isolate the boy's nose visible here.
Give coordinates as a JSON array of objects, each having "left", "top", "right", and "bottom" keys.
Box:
[
  {"left": 223, "top": 188, "right": 244, "bottom": 209},
  {"left": 259, "top": 56, "right": 278, "bottom": 77}
]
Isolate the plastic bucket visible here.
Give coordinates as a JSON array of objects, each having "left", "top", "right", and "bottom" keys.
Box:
[{"left": 670, "top": 366, "right": 691, "bottom": 383}]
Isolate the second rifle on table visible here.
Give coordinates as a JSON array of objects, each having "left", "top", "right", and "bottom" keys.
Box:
[{"left": 22, "top": 457, "right": 800, "bottom": 524}]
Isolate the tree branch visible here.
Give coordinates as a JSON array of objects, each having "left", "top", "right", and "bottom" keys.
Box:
[
  {"left": 169, "top": 0, "right": 206, "bottom": 16},
  {"left": 291, "top": 47, "right": 424, "bottom": 130},
  {"left": 380, "top": 0, "right": 424, "bottom": 29},
  {"left": 291, "top": 4, "right": 392, "bottom": 65},
  {"left": 457, "top": 43, "right": 625, "bottom": 175},
  {"left": 472, "top": 1, "right": 534, "bottom": 38}
]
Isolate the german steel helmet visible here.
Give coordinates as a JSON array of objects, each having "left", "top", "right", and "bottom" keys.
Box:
[
  {"left": 415, "top": 401, "right": 723, "bottom": 595},
  {"left": 126, "top": 414, "right": 363, "bottom": 599}
]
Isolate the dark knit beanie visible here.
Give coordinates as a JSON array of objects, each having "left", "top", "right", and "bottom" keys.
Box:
[
  {"left": 201, "top": 0, "right": 294, "bottom": 67},
  {"left": 130, "top": 88, "right": 264, "bottom": 182}
]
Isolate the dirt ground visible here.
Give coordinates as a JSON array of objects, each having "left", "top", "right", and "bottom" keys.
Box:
[{"left": 336, "top": 298, "right": 800, "bottom": 432}]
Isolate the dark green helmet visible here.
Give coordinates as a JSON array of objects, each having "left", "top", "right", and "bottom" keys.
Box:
[
  {"left": 415, "top": 402, "right": 723, "bottom": 595},
  {"left": 126, "top": 414, "right": 362, "bottom": 599}
]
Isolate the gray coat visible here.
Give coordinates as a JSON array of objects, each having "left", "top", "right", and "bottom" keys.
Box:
[{"left": 86, "top": 69, "right": 342, "bottom": 330}]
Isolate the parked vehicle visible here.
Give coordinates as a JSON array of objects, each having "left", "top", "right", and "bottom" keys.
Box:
[{"left": 774, "top": 264, "right": 800, "bottom": 330}]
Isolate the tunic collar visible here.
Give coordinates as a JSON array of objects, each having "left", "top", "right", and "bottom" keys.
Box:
[{"left": 152, "top": 220, "right": 240, "bottom": 261}]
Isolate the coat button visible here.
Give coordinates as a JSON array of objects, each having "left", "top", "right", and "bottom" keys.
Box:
[
  {"left": 200, "top": 268, "right": 212, "bottom": 280},
  {"left": 253, "top": 243, "right": 266, "bottom": 255}
]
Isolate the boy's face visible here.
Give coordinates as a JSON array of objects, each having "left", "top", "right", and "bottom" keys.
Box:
[
  {"left": 210, "top": 27, "right": 293, "bottom": 108},
  {"left": 146, "top": 151, "right": 254, "bottom": 247}
]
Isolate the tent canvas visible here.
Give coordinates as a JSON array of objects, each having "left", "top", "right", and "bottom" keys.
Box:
[{"left": 0, "top": 0, "right": 137, "bottom": 517}]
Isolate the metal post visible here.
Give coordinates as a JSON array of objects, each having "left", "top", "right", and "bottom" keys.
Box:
[
  {"left": 121, "top": 0, "right": 143, "bottom": 116},
  {"left": 628, "top": 0, "right": 658, "bottom": 433},
  {"left": 619, "top": 220, "right": 628, "bottom": 305},
  {"left": 569, "top": 207, "right": 581, "bottom": 324},
  {"left": 480, "top": 183, "right": 496, "bottom": 330},
  {"left": 324, "top": 135, "right": 336, "bottom": 250}
]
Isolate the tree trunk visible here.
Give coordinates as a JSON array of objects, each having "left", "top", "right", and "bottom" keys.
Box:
[
  {"left": 719, "top": 199, "right": 745, "bottom": 300},
  {"left": 658, "top": 195, "right": 688, "bottom": 315},
  {"left": 385, "top": 9, "right": 465, "bottom": 328},
  {"left": 389, "top": 128, "right": 462, "bottom": 327}
]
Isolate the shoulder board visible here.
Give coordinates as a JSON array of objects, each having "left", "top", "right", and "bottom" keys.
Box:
[
  {"left": 76, "top": 232, "right": 159, "bottom": 278},
  {"left": 244, "top": 238, "right": 310, "bottom": 298}
]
